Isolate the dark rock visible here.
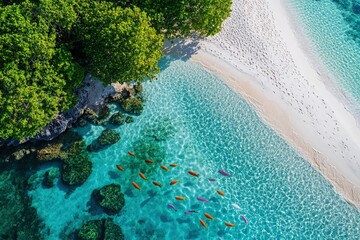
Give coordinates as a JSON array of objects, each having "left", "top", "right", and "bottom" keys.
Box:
[
  {"left": 92, "top": 184, "right": 125, "bottom": 214},
  {"left": 1, "top": 74, "right": 134, "bottom": 147},
  {"left": 77, "top": 219, "right": 124, "bottom": 240},
  {"left": 77, "top": 118, "right": 88, "bottom": 127},
  {"left": 83, "top": 105, "right": 110, "bottom": 126},
  {"left": 121, "top": 97, "right": 143, "bottom": 115},
  {"left": 98, "top": 129, "right": 120, "bottom": 146},
  {"left": 43, "top": 168, "right": 60, "bottom": 188},
  {"left": 87, "top": 130, "right": 120, "bottom": 152},
  {"left": 109, "top": 112, "right": 126, "bottom": 126},
  {"left": 125, "top": 116, "right": 134, "bottom": 123},
  {"left": 104, "top": 219, "right": 125, "bottom": 240},
  {"left": 134, "top": 82, "right": 143, "bottom": 95}
]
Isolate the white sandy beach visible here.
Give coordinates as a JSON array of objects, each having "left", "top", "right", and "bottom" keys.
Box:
[{"left": 189, "top": 0, "right": 360, "bottom": 208}]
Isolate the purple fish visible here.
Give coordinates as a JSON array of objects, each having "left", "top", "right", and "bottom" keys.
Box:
[
  {"left": 167, "top": 203, "right": 177, "bottom": 211},
  {"left": 218, "top": 169, "right": 230, "bottom": 177},
  {"left": 208, "top": 178, "right": 217, "bottom": 182},
  {"left": 241, "top": 215, "right": 248, "bottom": 224},
  {"left": 184, "top": 210, "right": 197, "bottom": 214},
  {"left": 197, "top": 197, "right": 209, "bottom": 202}
]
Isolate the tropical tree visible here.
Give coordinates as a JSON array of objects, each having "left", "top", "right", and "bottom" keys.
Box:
[
  {"left": 0, "top": 4, "right": 83, "bottom": 139},
  {"left": 111, "top": 0, "right": 232, "bottom": 38},
  {"left": 74, "top": 1, "right": 163, "bottom": 84}
]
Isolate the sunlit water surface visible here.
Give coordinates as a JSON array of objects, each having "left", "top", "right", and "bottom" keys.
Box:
[{"left": 29, "top": 58, "right": 360, "bottom": 239}]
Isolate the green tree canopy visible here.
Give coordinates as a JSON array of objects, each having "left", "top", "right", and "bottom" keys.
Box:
[
  {"left": 0, "top": 3, "right": 83, "bottom": 139},
  {"left": 75, "top": 1, "right": 163, "bottom": 84},
  {"left": 112, "top": 0, "right": 232, "bottom": 38},
  {"left": 0, "top": 0, "right": 231, "bottom": 140}
]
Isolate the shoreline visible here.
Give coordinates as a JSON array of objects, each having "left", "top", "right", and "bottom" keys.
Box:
[{"left": 189, "top": 0, "right": 360, "bottom": 209}]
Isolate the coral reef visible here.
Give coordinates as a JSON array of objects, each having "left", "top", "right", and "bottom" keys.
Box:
[
  {"left": 62, "top": 141, "right": 92, "bottom": 186},
  {"left": 92, "top": 184, "right": 125, "bottom": 214},
  {"left": 143, "top": 117, "right": 176, "bottom": 141},
  {"left": 36, "top": 143, "right": 68, "bottom": 161},
  {"left": 83, "top": 105, "right": 110, "bottom": 126},
  {"left": 98, "top": 130, "right": 120, "bottom": 145},
  {"left": 78, "top": 220, "right": 102, "bottom": 240},
  {"left": 43, "top": 168, "right": 60, "bottom": 188},
  {"left": 121, "top": 97, "right": 143, "bottom": 115},
  {"left": 87, "top": 129, "right": 121, "bottom": 152},
  {"left": 125, "top": 116, "right": 134, "bottom": 123},
  {"left": 0, "top": 169, "right": 44, "bottom": 239},
  {"left": 109, "top": 112, "right": 126, "bottom": 126},
  {"left": 77, "top": 219, "right": 124, "bottom": 240}
]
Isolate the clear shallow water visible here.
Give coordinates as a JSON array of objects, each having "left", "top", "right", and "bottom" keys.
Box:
[
  {"left": 288, "top": 0, "right": 360, "bottom": 113},
  {"left": 29, "top": 58, "right": 360, "bottom": 239}
]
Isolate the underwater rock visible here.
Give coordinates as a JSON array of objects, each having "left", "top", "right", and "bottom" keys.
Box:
[
  {"left": 77, "top": 219, "right": 124, "bottom": 240},
  {"left": 43, "top": 168, "right": 60, "bottom": 188},
  {"left": 133, "top": 137, "right": 166, "bottom": 164},
  {"left": 104, "top": 219, "right": 125, "bottom": 240},
  {"left": 125, "top": 116, "right": 134, "bottom": 123},
  {"left": 143, "top": 117, "right": 176, "bottom": 141},
  {"left": 76, "top": 117, "right": 88, "bottom": 127},
  {"left": 27, "top": 172, "right": 44, "bottom": 190},
  {"left": 78, "top": 220, "right": 102, "bottom": 240},
  {"left": 0, "top": 170, "right": 44, "bottom": 239},
  {"left": 109, "top": 112, "right": 126, "bottom": 126},
  {"left": 133, "top": 82, "right": 143, "bottom": 95},
  {"left": 36, "top": 143, "right": 68, "bottom": 161},
  {"left": 87, "top": 129, "right": 121, "bottom": 152},
  {"left": 92, "top": 184, "right": 125, "bottom": 214},
  {"left": 98, "top": 129, "right": 121, "bottom": 145},
  {"left": 62, "top": 142, "right": 92, "bottom": 186},
  {"left": 83, "top": 105, "right": 110, "bottom": 126},
  {"left": 121, "top": 97, "right": 143, "bottom": 115}
]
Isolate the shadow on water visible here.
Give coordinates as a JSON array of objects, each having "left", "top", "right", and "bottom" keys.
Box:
[{"left": 159, "top": 36, "right": 202, "bottom": 71}]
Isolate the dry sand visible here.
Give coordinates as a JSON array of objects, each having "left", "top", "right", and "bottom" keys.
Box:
[{"left": 188, "top": 0, "right": 360, "bottom": 208}]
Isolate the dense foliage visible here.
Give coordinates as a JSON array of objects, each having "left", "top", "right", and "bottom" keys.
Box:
[
  {"left": 76, "top": 2, "right": 163, "bottom": 84},
  {"left": 112, "top": 0, "right": 232, "bottom": 37},
  {"left": 0, "top": 0, "right": 231, "bottom": 140},
  {"left": 0, "top": 3, "right": 83, "bottom": 139}
]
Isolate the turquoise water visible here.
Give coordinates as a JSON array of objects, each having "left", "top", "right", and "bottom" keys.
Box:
[
  {"left": 28, "top": 58, "right": 360, "bottom": 239},
  {"left": 287, "top": 0, "right": 360, "bottom": 113}
]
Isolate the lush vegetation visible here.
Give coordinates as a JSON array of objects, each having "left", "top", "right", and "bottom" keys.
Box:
[{"left": 0, "top": 0, "right": 231, "bottom": 140}]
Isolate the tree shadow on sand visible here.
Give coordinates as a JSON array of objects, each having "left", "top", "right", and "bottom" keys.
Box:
[{"left": 160, "top": 36, "right": 202, "bottom": 71}]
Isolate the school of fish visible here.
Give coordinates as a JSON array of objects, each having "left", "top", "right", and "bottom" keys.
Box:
[{"left": 116, "top": 151, "right": 248, "bottom": 232}]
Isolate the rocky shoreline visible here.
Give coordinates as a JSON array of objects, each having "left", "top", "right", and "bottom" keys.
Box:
[{"left": 0, "top": 74, "right": 136, "bottom": 147}]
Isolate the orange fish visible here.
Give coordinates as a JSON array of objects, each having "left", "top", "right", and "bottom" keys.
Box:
[
  {"left": 116, "top": 165, "right": 124, "bottom": 171},
  {"left": 170, "top": 163, "right": 178, "bottom": 167},
  {"left": 128, "top": 151, "right": 135, "bottom": 157},
  {"left": 175, "top": 196, "right": 185, "bottom": 200},
  {"left": 152, "top": 181, "right": 162, "bottom": 187},
  {"left": 161, "top": 165, "right": 169, "bottom": 171},
  {"left": 217, "top": 190, "right": 224, "bottom": 196},
  {"left": 204, "top": 213, "right": 214, "bottom": 220},
  {"left": 132, "top": 182, "right": 141, "bottom": 190},
  {"left": 188, "top": 170, "right": 199, "bottom": 177},
  {"left": 145, "top": 159, "right": 154, "bottom": 164},
  {"left": 225, "top": 222, "right": 235, "bottom": 227},
  {"left": 200, "top": 219, "right": 207, "bottom": 228},
  {"left": 139, "top": 172, "right": 147, "bottom": 180},
  {"left": 170, "top": 180, "right": 179, "bottom": 185}
]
